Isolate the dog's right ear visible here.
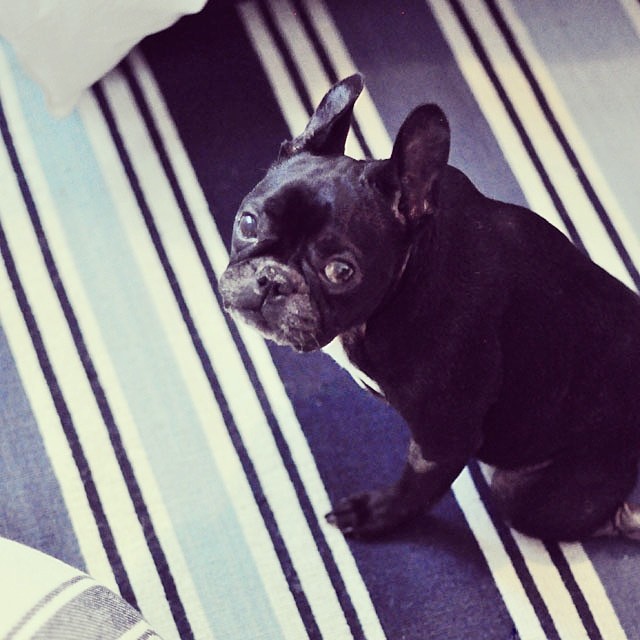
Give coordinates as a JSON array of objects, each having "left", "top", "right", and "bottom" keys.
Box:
[
  {"left": 386, "top": 104, "right": 450, "bottom": 224},
  {"left": 279, "top": 74, "right": 364, "bottom": 159}
]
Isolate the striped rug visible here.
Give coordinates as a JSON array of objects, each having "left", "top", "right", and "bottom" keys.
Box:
[{"left": 1, "top": 1, "right": 640, "bottom": 638}]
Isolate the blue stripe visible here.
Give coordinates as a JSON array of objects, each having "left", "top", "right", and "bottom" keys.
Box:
[
  {"left": 91, "top": 79, "right": 324, "bottom": 640},
  {"left": 0, "top": 325, "right": 84, "bottom": 570}
]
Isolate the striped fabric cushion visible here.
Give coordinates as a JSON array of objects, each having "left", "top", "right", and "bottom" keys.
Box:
[
  {"left": 0, "top": 1, "right": 639, "bottom": 639},
  {"left": 0, "top": 537, "right": 161, "bottom": 639}
]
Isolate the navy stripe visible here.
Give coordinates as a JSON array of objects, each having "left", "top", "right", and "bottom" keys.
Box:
[
  {"left": 446, "top": 0, "right": 587, "bottom": 255},
  {"left": 92, "top": 80, "right": 324, "bottom": 640},
  {"left": 544, "top": 542, "right": 603, "bottom": 640},
  {"left": 0, "top": 109, "right": 137, "bottom": 608},
  {"left": 483, "top": 0, "right": 640, "bottom": 291},
  {"left": 256, "top": 0, "right": 315, "bottom": 117},
  {"left": 467, "top": 462, "right": 561, "bottom": 640},
  {"left": 289, "top": 0, "right": 373, "bottom": 159},
  {"left": 0, "top": 94, "right": 192, "bottom": 637},
  {"left": 121, "top": 56, "right": 368, "bottom": 640}
]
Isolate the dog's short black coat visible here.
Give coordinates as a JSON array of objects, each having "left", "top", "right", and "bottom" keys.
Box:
[{"left": 220, "top": 74, "right": 640, "bottom": 542}]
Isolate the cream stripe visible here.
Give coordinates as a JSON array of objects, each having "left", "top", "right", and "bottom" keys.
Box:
[
  {"left": 452, "top": 470, "right": 548, "bottom": 640},
  {"left": 130, "top": 41, "right": 389, "bottom": 640},
  {"left": 299, "top": 0, "right": 395, "bottom": 160},
  {"left": 497, "top": 0, "right": 640, "bottom": 284},
  {"left": 0, "top": 51, "right": 178, "bottom": 639},
  {"left": 118, "top": 619, "right": 161, "bottom": 640},
  {"left": 131, "top": 48, "right": 391, "bottom": 639},
  {"left": 266, "top": 0, "right": 364, "bottom": 159},
  {"left": 456, "top": 0, "right": 634, "bottom": 288},
  {"left": 428, "top": 0, "right": 577, "bottom": 242},
  {"left": 475, "top": 463, "right": 592, "bottom": 640},
  {"left": 483, "top": 4, "right": 633, "bottom": 635},
  {"left": 0, "top": 229, "right": 115, "bottom": 592},
  {"left": 79, "top": 76, "right": 311, "bottom": 640},
  {"left": 238, "top": 1, "right": 309, "bottom": 137},
  {"left": 101, "top": 66, "right": 353, "bottom": 640}
]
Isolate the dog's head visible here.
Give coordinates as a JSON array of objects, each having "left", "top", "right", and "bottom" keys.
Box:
[{"left": 219, "top": 74, "right": 450, "bottom": 352}]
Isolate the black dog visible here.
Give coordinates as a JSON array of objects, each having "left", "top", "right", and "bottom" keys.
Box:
[{"left": 219, "top": 74, "right": 640, "bottom": 541}]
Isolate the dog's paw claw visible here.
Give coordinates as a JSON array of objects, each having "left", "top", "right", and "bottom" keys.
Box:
[{"left": 325, "top": 489, "right": 412, "bottom": 538}]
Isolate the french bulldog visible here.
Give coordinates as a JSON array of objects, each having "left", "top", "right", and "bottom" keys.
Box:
[{"left": 219, "top": 74, "right": 640, "bottom": 541}]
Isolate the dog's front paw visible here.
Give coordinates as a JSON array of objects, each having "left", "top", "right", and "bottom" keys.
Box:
[{"left": 325, "top": 488, "right": 417, "bottom": 538}]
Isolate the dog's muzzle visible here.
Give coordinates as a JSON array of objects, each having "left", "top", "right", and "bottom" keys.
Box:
[{"left": 219, "top": 259, "right": 325, "bottom": 352}]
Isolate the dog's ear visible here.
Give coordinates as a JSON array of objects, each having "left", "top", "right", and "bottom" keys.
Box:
[
  {"left": 388, "top": 104, "right": 450, "bottom": 223},
  {"left": 279, "top": 74, "right": 364, "bottom": 158}
]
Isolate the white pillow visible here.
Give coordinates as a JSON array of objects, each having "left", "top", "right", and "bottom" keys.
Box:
[
  {"left": 0, "top": 536, "right": 163, "bottom": 638},
  {"left": 0, "top": 0, "right": 207, "bottom": 116}
]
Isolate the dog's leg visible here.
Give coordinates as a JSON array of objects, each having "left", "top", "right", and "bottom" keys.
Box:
[
  {"left": 326, "top": 440, "right": 465, "bottom": 537},
  {"left": 593, "top": 503, "right": 640, "bottom": 540},
  {"left": 491, "top": 452, "right": 638, "bottom": 541}
]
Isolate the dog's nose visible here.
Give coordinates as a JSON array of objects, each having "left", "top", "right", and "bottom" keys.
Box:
[{"left": 255, "top": 264, "right": 295, "bottom": 298}]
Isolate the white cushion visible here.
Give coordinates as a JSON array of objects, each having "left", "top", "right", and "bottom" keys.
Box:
[{"left": 0, "top": 0, "right": 207, "bottom": 116}]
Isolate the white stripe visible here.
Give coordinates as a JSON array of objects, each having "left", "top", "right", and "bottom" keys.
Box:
[
  {"left": 560, "top": 542, "right": 628, "bottom": 640},
  {"left": 496, "top": 0, "right": 640, "bottom": 286},
  {"left": 427, "top": 1, "right": 588, "bottom": 257},
  {"left": 237, "top": 1, "right": 310, "bottom": 137},
  {"left": 79, "top": 75, "right": 312, "bottom": 640},
  {"left": 482, "top": 4, "right": 633, "bottom": 637},
  {"left": 298, "top": 0, "right": 394, "bottom": 160},
  {"left": 0, "top": 231, "right": 116, "bottom": 593},
  {"left": 129, "top": 49, "right": 389, "bottom": 640},
  {"left": 455, "top": 0, "right": 635, "bottom": 289},
  {"left": 100, "top": 66, "right": 355, "bottom": 640},
  {"left": 452, "top": 470, "right": 548, "bottom": 640},
  {"left": 477, "top": 463, "right": 606, "bottom": 640},
  {"left": 0, "top": 51, "right": 179, "bottom": 639},
  {"left": 511, "top": 534, "right": 589, "bottom": 639},
  {"left": 118, "top": 619, "right": 161, "bottom": 640},
  {"left": 265, "top": 0, "right": 364, "bottom": 159},
  {"left": 430, "top": 3, "right": 569, "bottom": 235}
]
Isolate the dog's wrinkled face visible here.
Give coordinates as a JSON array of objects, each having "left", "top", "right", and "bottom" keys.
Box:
[
  {"left": 219, "top": 73, "right": 450, "bottom": 352},
  {"left": 219, "top": 152, "right": 405, "bottom": 352}
]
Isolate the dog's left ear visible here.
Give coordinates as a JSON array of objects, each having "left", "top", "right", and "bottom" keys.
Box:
[
  {"left": 388, "top": 104, "right": 450, "bottom": 223},
  {"left": 279, "top": 74, "right": 364, "bottom": 158}
]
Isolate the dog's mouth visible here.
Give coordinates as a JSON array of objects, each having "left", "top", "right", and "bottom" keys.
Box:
[
  {"left": 219, "top": 264, "right": 327, "bottom": 353},
  {"left": 227, "top": 303, "right": 324, "bottom": 353}
]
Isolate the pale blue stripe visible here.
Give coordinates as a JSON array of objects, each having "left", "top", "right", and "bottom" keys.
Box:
[
  {"left": 510, "top": 0, "right": 640, "bottom": 240},
  {"left": 2, "top": 43, "right": 286, "bottom": 639}
]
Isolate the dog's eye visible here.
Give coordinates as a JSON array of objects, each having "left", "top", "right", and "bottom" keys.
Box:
[
  {"left": 324, "top": 259, "right": 354, "bottom": 284},
  {"left": 238, "top": 212, "right": 258, "bottom": 240}
]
